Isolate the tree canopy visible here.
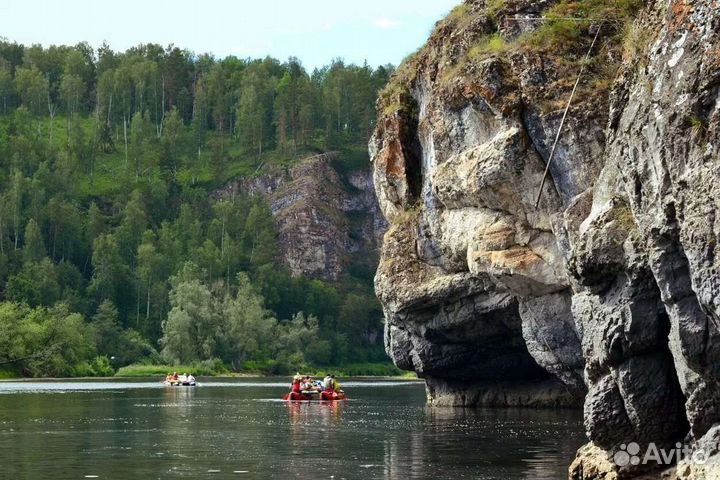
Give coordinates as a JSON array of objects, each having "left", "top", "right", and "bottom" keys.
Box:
[{"left": 0, "top": 39, "right": 393, "bottom": 377}]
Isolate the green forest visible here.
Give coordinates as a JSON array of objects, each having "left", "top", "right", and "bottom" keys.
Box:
[{"left": 0, "top": 40, "right": 397, "bottom": 378}]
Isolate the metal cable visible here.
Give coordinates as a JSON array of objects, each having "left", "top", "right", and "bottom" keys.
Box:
[{"left": 534, "top": 22, "right": 604, "bottom": 208}]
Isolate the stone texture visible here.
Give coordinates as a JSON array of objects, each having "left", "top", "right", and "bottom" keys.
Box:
[
  {"left": 519, "top": 290, "right": 585, "bottom": 390},
  {"left": 370, "top": 0, "right": 720, "bottom": 477},
  {"left": 216, "top": 153, "right": 387, "bottom": 281},
  {"left": 569, "top": 443, "right": 619, "bottom": 480}
]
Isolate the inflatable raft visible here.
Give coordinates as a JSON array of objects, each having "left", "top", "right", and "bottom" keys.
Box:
[
  {"left": 283, "top": 391, "right": 347, "bottom": 401},
  {"left": 164, "top": 381, "right": 196, "bottom": 387}
]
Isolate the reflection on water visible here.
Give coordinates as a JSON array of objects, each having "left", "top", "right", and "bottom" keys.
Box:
[
  {"left": 286, "top": 400, "right": 343, "bottom": 429},
  {"left": 0, "top": 378, "right": 585, "bottom": 479}
]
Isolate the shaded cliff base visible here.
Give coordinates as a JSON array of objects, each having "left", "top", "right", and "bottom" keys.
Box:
[{"left": 425, "top": 376, "right": 582, "bottom": 408}]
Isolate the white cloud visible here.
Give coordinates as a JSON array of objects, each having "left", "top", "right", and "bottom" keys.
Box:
[{"left": 374, "top": 17, "right": 401, "bottom": 30}]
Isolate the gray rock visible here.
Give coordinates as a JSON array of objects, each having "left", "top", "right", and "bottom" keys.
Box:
[
  {"left": 519, "top": 290, "right": 585, "bottom": 390},
  {"left": 216, "top": 153, "right": 387, "bottom": 281},
  {"left": 370, "top": 0, "right": 720, "bottom": 477}
]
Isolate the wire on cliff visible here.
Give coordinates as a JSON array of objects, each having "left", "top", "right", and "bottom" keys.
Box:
[{"left": 534, "top": 22, "right": 604, "bottom": 209}]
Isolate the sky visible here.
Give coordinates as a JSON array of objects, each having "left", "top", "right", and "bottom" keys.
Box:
[{"left": 0, "top": 0, "right": 460, "bottom": 70}]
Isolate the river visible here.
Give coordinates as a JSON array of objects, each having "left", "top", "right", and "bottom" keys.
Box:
[{"left": 0, "top": 378, "right": 585, "bottom": 479}]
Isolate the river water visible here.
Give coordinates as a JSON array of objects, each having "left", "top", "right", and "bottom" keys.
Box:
[{"left": 0, "top": 378, "right": 585, "bottom": 479}]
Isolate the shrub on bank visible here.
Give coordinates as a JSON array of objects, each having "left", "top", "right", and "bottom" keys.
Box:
[
  {"left": 305, "top": 363, "right": 411, "bottom": 378},
  {"left": 0, "top": 302, "right": 99, "bottom": 378},
  {"left": 115, "top": 359, "right": 229, "bottom": 377},
  {"left": 243, "top": 360, "right": 411, "bottom": 377},
  {"left": 115, "top": 360, "right": 412, "bottom": 378},
  {"left": 72, "top": 356, "right": 115, "bottom": 377}
]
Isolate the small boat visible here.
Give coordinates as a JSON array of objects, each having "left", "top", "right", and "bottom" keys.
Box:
[
  {"left": 283, "top": 390, "right": 347, "bottom": 401},
  {"left": 164, "top": 380, "right": 197, "bottom": 387}
]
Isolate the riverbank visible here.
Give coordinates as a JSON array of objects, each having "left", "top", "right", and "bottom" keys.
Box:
[
  {"left": 0, "top": 362, "right": 416, "bottom": 380},
  {"left": 115, "top": 362, "right": 415, "bottom": 378}
]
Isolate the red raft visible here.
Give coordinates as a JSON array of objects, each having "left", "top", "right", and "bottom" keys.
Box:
[{"left": 283, "top": 391, "right": 347, "bottom": 401}]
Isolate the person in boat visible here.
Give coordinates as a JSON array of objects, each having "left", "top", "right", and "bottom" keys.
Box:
[
  {"left": 300, "top": 375, "right": 319, "bottom": 392},
  {"left": 179, "top": 373, "right": 188, "bottom": 383},
  {"left": 290, "top": 374, "right": 302, "bottom": 396},
  {"left": 333, "top": 376, "right": 343, "bottom": 394},
  {"left": 172, "top": 372, "right": 179, "bottom": 381},
  {"left": 187, "top": 373, "right": 196, "bottom": 384},
  {"left": 323, "top": 374, "right": 334, "bottom": 392},
  {"left": 165, "top": 373, "right": 172, "bottom": 383},
  {"left": 307, "top": 376, "right": 322, "bottom": 392},
  {"left": 320, "top": 374, "right": 344, "bottom": 400}
]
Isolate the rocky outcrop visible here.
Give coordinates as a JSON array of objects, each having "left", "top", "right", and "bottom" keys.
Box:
[
  {"left": 217, "top": 153, "right": 387, "bottom": 281},
  {"left": 371, "top": 0, "right": 720, "bottom": 477}
]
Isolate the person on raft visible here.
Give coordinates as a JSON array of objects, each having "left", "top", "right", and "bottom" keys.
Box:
[
  {"left": 323, "top": 374, "right": 334, "bottom": 391},
  {"left": 288, "top": 374, "right": 344, "bottom": 399},
  {"left": 288, "top": 374, "right": 323, "bottom": 395},
  {"left": 324, "top": 375, "right": 343, "bottom": 393},
  {"left": 323, "top": 373, "right": 342, "bottom": 393},
  {"left": 318, "top": 374, "right": 344, "bottom": 399},
  {"left": 290, "top": 374, "right": 303, "bottom": 395},
  {"left": 300, "top": 375, "right": 321, "bottom": 392}
]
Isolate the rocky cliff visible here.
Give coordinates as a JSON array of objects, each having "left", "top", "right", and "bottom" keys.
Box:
[
  {"left": 216, "top": 153, "right": 387, "bottom": 281},
  {"left": 370, "top": 0, "right": 720, "bottom": 478}
]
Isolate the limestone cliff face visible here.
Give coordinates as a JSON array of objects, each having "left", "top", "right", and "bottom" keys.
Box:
[
  {"left": 218, "top": 153, "right": 387, "bottom": 281},
  {"left": 370, "top": 0, "right": 720, "bottom": 477}
]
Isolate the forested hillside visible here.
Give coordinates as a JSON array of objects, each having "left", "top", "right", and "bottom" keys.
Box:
[{"left": 0, "top": 40, "right": 394, "bottom": 377}]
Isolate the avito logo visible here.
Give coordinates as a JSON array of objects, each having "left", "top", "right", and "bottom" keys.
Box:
[
  {"left": 612, "top": 441, "right": 712, "bottom": 466},
  {"left": 613, "top": 443, "right": 641, "bottom": 467}
]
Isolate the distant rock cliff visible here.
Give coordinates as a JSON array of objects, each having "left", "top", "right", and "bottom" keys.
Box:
[
  {"left": 217, "top": 152, "right": 387, "bottom": 281},
  {"left": 370, "top": 0, "right": 720, "bottom": 478}
]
